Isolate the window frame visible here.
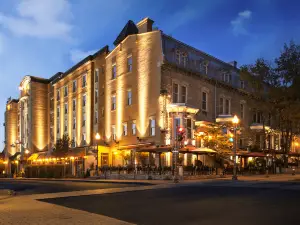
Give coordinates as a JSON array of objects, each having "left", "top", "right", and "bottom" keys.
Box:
[
  {"left": 132, "top": 120, "right": 136, "bottom": 135},
  {"left": 112, "top": 63, "right": 117, "bottom": 80},
  {"left": 202, "top": 91, "right": 207, "bottom": 111},
  {"left": 123, "top": 122, "right": 128, "bottom": 136},
  {"left": 111, "top": 95, "right": 116, "bottom": 111},
  {"left": 72, "top": 80, "right": 77, "bottom": 93},
  {"left": 127, "top": 55, "right": 132, "bottom": 72},
  {"left": 181, "top": 85, "right": 187, "bottom": 103},
  {"left": 95, "top": 69, "right": 99, "bottom": 83},
  {"left": 127, "top": 89, "right": 132, "bottom": 106},
  {"left": 82, "top": 74, "right": 87, "bottom": 88},
  {"left": 150, "top": 119, "right": 156, "bottom": 136},
  {"left": 172, "top": 83, "right": 179, "bottom": 103}
]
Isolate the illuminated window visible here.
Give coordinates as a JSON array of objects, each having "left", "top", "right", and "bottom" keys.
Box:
[
  {"left": 82, "top": 74, "right": 87, "bottom": 87},
  {"left": 172, "top": 83, "right": 179, "bottom": 103},
  {"left": 123, "top": 122, "right": 128, "bottom": 136},
  {"left": 57, "top": 90, "right": 60, "bottom": 101},
  {"left": 72, "top": 80, "right": 77, "bottom": 92},
  {"left": 127, "top": 55, "right": 132, "bottom": 72},
  {"left": 225, "top": 99, "right": 230, "bottom": 114},
  {"left": 95, "top": 90, "right": 98, "bottom": 104},
  {"left": 127, "top": 89, "right": 132, "bottom": 105},
  {"left": 82, "top": 95, "right": 86, "bottom": 107},
  {"left": 240, "top": 103, "right": 244, "bottom": 119},
  {"left": 219, "top": 98, "right": 224, "bottom": 114},
  {"left": 181, "top": 86, "right": 187, "bottom": 103},
  {"left": 150, "top": 119, "right": 156, "bottom": 136},
  {"left": 82, "top": 113, "right": 86, "bottom": 127},
  {"left": 95, "top": 69, "right": 99, "bottom": 83},
  {"left": 132, "top": 120, "right": 136, "bottom": 135},
  {"left": 72, "top": 99, "right": 76, "bottom": 112},
  {"left": 64, "top": 86, "right": 68, "bottom": 97},
  {"left": 202, "top": 92, "right": 207, "bottom": 111},
  {"left": 95, "top": 110, "right": 98, "bottom": 124},
  {"left": 112, "top": 64, "right": 116, "bottom": 79},
  {"left": 64, "top": 103, "right": 68, "bottom": 114},
  {"left": 112, "top": 125, "right": 116, "bottom": 140},
  {"left": 111, "top": 95, "right": 116, "bottom": 110}
]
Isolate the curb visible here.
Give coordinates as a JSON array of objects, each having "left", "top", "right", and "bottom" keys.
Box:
[{"left": 0, "top": 189, "right": 16, "bottom": 199}]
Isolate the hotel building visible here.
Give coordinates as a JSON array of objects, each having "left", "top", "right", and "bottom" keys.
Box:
[{"left": 4, "top": 17, "right": 289, "bottom": 174}]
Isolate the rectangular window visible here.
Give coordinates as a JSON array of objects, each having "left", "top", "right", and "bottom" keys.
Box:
[
  {"left": 112, "top": 64, "right": 116, "bottom": 79},
  {"left": 186, "top": 118, "right": 192, "bottom": 139},
  {"left": 72, "top": 137, "right": 76, "bottom": 148},
  {"left": 101, "top": 107, "right": 104, "bottom": 117},
  {"left": 73, "top": 118, "right": 76, "bottom": 130},
  {"left": 225, "top": 99, "right": 230, "bottom": 114},
  {"left": 82, "top": 133, "right": 86, "bottom": 145},
  {"left": 240, "top": 103, "right": 244, "bottom": 119},
  {"left": 150, "top": 119, "right": 156, "bottom": 136},
  {"left": 123, "top": 122, "right": 128, "bottom": 136},
  {"left": 127, "top": 89, "right": 132, "bottom": 105},
  {"left": 64, "top": 119, "right": 68, "bottom": 133},
  {"left": 127, "top": 55, "right": 132, "bottom": 72},
  {"left": 172, "top": 83, "right": 179, "bottom": 103},
  {"left": 175, "top": 50, "right": 180, "bottom": 64},
  {"left": 64, "top": 86, "right": 68, "bottom": 97},
  {"left": 95, "top": 111, "right": 98, "bottom": 124},
  {"left": 57, "top": 123, "right": 60, "bottom": 134},
  {"left": 181, "top": 86, "right": 187, "bottom": 103},
  {"left": 182, "top": 54, "right": 187, "bottom": 67},
  {"left": 57, "top": 107, "right": 60, "bottom": 118},
  {"left": 95, "top": 69, "right": 99, "bottom": 83},
  {"left": 253, "top": 112, "right": 257, "bottom": 123},
  {"left": 202, "top": 92, "right": 207, "bottom": 111},
  {"left": 82, "top": 95, "right": 86, "bottom": 107},
  {"left": 57, "top": 90, "right": 60, "bottom": 101},
  {"left": 111, "top": 95, "right": 116, "bottom": 110},
  {"left": 111, "top": 125, "right": 116, "bottom": 140},
  {"left": 72, "top": 80, "right": 77, "bottom": 92},
  {"left": 82, "top": 114, "right": 86, "bottom": 127},
  {"left": 95, "top": 90, "right": 98, "bottom": 104},
  {"left": 64, "top": 103, "right": 68, "bottom": 114},
  {"left": 72, "top": 99, "right": 76, "bottom": 112},
  {"left": 132, "top": 120, "right": 136, "bottom": 135},
  {"left": 82, "top": 74, "right": 87, "bottom": 87},
  {"left": 219, "top": 98, "right": 224, "bottom": 114},
  {"left": 240, "top": 80, "right": 245, "bottom": 89}
]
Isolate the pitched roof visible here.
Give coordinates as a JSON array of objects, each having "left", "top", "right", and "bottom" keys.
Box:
[{"left": 113, "top": 20, "right": 138, "bottom": 46}]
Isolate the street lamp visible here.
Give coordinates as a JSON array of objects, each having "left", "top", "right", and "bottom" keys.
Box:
[
  {"left": 95, "top": 133, "right": 101, "bottom": 176},
  {"left": 232, "top": 115, "right": 239, "bottom": 180}
]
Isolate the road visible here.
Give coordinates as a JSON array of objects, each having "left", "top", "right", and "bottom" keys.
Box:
[
  {"left": 0, "top": 179, "right": 143, "bottom": 195},
  {"left": 41, "top": 181, "right": 300, "bottom": 225}
]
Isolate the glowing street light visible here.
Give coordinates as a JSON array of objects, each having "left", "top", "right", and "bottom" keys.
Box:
[
  {"left": 95, "top": 133, "right": 101, "bottom": 176},
  {"left": 232, "top": 115, "right": 239, "bottom": 181}
]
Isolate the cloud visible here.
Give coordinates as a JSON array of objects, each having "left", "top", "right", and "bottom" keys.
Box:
[
  {"left": 231, "top": 10, "right": 252, "bottom": 36},
  {"left": 0, "top": 0, "right": 73, "bottom": 40},
  {"left": 70, "top": 49, "right": 97, "bottom": 64}
]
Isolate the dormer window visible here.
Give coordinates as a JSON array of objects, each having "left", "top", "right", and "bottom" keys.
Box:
[{"left": 222, "top": 72, "right": 231, "bottom": 83}]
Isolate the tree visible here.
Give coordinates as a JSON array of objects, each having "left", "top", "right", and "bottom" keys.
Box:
[{"left": 53, "top": 134, "right": 72, "bottom": 157}]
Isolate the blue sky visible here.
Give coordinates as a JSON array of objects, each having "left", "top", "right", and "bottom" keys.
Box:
[{"left": 0, "top": 0, "right": 299, "bottom": 151}]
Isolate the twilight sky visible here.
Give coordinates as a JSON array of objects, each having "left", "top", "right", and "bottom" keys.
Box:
[{"left": 0, "top": 0, "right": 299, "bottom": 151}]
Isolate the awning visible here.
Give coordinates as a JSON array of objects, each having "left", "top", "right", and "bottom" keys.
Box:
[
  {"left": 118, "top": 142, "right": 153, "bottom": 150},
  {"left": 245, "top": 152, "right": 266, "bottom": 157},
  {"left": 27, "top": 153, "right": 40, "bottom": 161}
]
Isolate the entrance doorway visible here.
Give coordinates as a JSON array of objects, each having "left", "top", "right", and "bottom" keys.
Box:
[{"left": 101, "top": 153, "right": 109, "bottom": 166}]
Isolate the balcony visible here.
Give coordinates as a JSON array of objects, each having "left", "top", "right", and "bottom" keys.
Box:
[
  {"left": 167, "top": 103, "right": 199, "bottom": 114},
  {"left": 250, "top": 123, "right": 270, "bottom": 131}
]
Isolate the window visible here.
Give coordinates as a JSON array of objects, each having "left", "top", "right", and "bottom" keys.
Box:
[
  {"left": 82, "top": 133, "right": 86, "bottom": 145},
  {"left": 181, "top": 53, "right": 187, "bottom": 67},
  {"left": 101, "top": 107, "right": 104, "bottom": 117},
  {"left": 95, "top": 90, "right": 98, "bottom": 104},
  {"left": 82, "top": 74, "right": 87, "bottom": 87},
  {"left": 57, "top": 107, "right": 60, "bottom": 118},
  {"left": 202, "top": 92, "right": 207, "bottom": 111},
  {"left": 73, "top": 118, "right": 76, "bottom": 130},
  {"left": 123, "top": 122, "right": 128, "bottom": 136},
  {"left": 72, "top": 137, "right": 76, "bottom": 148},
  {"left": 253, "top": 111, "right": 262, "bottom": 123},
  {"left": 82, "top": 114, "right": 86, "bottom": 127},
  {"left": 64, "top": 86, "right": 68, "bottom": 97},
  {"left": 72, "top": 99, "right": 76, "bottom": 112},
  {"left": 82, "top": 95, "right": 86, "bottom": 107},
  {"left": 111, "top": 95, "right": 116, "bottom": 110},
  {"left": 240, "top": 103, "right": 244, "bottom": 119},
  {"left": 240, "top": 80, "right": 245, "bottom": 89},
  {"left": 150, "top": 119, "right": 156, "bottom": 136},
  {"left": 57, "top": 90, "right": 60, "bottom": 101},
  {"left": 172, "top": 83, "right": 179, "bottom": 103},
  {"left": 225, "top": 99, "right": 230, "bottom": 114},
  {"left": 222, "top": 73, "right": 231, "bottom": 83},
  {"left": 64, "top": 103, "right": 68, "bottom": 114},
  {"left": 95, "top": 111, "right": 98, "bottom": 124},
  {"left": 64, "top": 118, "right": 68, "bottom": 133},
  {"left": 219, "top": 98, "right": 224, "bottom": 114},
  {"left": 95, "top": 69, "right": 99, "bottom": 83},
  {"left": 186, "top": 118, "right": 192, "bottom": 139},
  {"left": 72, "top": 80, "right": 77, "bottom": 92},
  {"left": 57, "top": 123, "right": 60, "bottom": 134},
  {"left": 112, "top": 64, "right": 116, "bottom": 79},
  {"left": 175, "top": 50, "right": 180, "bottom": 64},
  {"left": 181, "top": 86, "right": 187, "bottom": 103},
  {"left": 127, "top": 89, "right": 132, "bottom": 105},
  {"left": 111, "top": 125, "right": 116, "bottom": 140},
  {"left": 127, "top": 55, "right": 132, "bottom": 72},
  {"left": 132, "top": 120, "right": 136, "bottom": 135}
]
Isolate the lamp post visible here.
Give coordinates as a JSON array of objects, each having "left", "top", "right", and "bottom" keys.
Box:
[
  {"left": 95, "top": 133, "right": 101, "bottom": 176},
  {"left": 232, "top": 115, "right": 239, "bottom": 180}
]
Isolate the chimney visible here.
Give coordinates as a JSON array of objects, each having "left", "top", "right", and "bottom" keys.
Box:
[
  {"left": 229, "top": 61, "right": 237, "bottom": 68},
  {"left": 136, "top": 17, "right": 154, "bottom": 34}
]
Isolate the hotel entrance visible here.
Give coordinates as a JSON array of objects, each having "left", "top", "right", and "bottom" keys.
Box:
[{"left": 101, "top": 153, "right": 109, "bottom": 166}]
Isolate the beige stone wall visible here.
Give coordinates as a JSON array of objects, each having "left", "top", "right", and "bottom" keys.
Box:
[
  {"left": 105, "top": 30, "right": 163, "bottom": 149},
  {"left": 30, "top": 81, "right": 50, "bottom": 152},
  {"left": 5, "top": 101, "right": 18, "bottom": 156}
]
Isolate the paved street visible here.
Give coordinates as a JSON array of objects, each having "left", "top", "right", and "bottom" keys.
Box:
[{"left": 41, "top": 181, "right": 300, "bottom": 225}]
